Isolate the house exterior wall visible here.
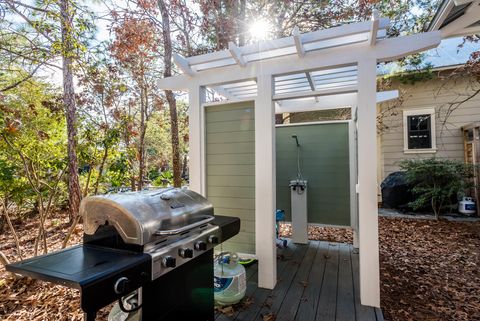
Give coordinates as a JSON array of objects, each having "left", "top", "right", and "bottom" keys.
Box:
[
  {"left": 378, "top": 74, "right": 480, "bottom": 185},
  {"left": 205, "top": 101, "right": 256, "bottom": 254}
]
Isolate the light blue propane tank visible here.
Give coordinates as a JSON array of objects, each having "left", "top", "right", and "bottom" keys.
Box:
[{"left": 214, "top": 252, "right": 246, "bottom": 305}]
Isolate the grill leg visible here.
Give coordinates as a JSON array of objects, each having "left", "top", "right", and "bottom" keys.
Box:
[{"left": 84, "top": 311, "right": 96, "bottom": 321}]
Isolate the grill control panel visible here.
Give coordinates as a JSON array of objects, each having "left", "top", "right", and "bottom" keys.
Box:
[{"left": 149, "top": 225, "right": 221, "bottom": 280}]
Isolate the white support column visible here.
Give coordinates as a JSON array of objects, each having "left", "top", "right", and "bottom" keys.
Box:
[
  {"left": 188, "top": 85, "right": 206, "bottom": 195},
  {"left": 349, "top": 119, "right": 359, "bottom": 249},
  {"left": 356, "top": 58, "right": 380, "bottom": 307},
  {"left": 255, "top": 73, "right": 277, "bottom": 289}
]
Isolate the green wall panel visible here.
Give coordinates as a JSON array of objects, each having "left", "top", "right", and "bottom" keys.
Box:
[
  {"left": 276, "top": 123, "right": 350, "bottom": 226},
  {"left": 206, "top": 101, "right": 255, "bottom": 254}
]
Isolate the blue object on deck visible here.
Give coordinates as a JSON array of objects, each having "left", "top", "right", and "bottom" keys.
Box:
[
  {"left": 276, "top": 209, "right": 285, "bottom": 222},
  {"left": 275, "top": 209, "right": 288, "bottom": 248}
]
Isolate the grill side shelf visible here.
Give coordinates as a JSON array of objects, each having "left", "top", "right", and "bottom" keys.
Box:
[
  {"left": 5, "top": 245, "right": 150, "bottom": 290},
  {"left": 212, "top": 215, "right": 241, "bottom": 243}
]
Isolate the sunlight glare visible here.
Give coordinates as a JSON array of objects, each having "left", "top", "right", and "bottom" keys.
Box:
[{"left": 249, "top": 19, "right": 271, "bottom": 41}]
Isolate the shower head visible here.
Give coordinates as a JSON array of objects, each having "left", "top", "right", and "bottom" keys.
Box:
[{"left": 292, "top": 135, "right": 300, "bottom": 147}]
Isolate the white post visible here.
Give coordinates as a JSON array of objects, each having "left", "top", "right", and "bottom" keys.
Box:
[
  {"left": 188, "top": 85, "right": 206, "bottom": 195},
  {"left": 255, "top": 73, "right": 277, "bottom": 289},
  {"left": 356, "top": 58, "right": 380, "bottom": 307},
  {"left": 349, "top": 119, "right": 359, "bottom": 249}
]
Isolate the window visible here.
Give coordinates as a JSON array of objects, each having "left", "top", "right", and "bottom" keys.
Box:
[{"left": 403, "top": 108, "right": 436, "bottom": 153}]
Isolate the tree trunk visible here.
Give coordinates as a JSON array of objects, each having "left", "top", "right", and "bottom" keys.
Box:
[
  {"left": 2, "top": 198, "right": 22, "bottom": 260},
  {"left": 93, "top": 148, "right": 108, "bottom": 194},
  {"left": 138, "top": 85, "right": 146, "bottom": 190},
  {"left": 158, "top": 0, "right": 182, "bottom": 188},
  {"left": 60, "top": 0, "right": 81, "bottom": 220},
  {"left": 0, "top": 251, "right": 10, "bottom": 266},
  {"left": 83, "top": 165, "right": 92, "bottom": 197}
]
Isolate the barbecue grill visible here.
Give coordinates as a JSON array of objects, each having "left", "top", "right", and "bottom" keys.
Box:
[{"left": 6, "top": 188, "right": 240, "bottom": 321}]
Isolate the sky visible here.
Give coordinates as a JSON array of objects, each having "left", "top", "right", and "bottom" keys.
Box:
[{"left": 378, "top": 37, "right": 480, "bottom": 75}]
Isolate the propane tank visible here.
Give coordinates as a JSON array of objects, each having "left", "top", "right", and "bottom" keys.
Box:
[
  {"left": 458, "top": 197, "right": 476, "bottom": 215},
  {"left": 108, "top": 291, "right": 140, "bottom": 321},
  {"left": 214, "top": 252, "right": 246, "bottom": 306}
]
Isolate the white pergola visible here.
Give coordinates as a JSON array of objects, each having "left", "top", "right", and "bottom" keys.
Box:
[{"left": 158, "top": 11, "right": 441, "bottom": 307}]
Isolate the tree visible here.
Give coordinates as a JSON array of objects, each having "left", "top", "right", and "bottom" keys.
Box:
[
  {"left": 1, "top": 0, "right": 96, "bottom": 220},
  {"left": 158, "top": 0, "right": 182, "bottom": 187},
  {"left": 0, "top": 73, "right": 68, "bottom": 254},
  {"left": 60, "top": 0, "right": 81, "bottom": 219},
  {"left": 77, "top": 62, "right": 126, "bottom": 195},
  {"left": 110, "top": 14, "right": 159, "bottom": 190}
]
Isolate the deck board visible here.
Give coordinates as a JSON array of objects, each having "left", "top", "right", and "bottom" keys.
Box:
[
  {"left": 351, "top": 248, "right": 378, "bottom": 321},
  {"left": 335, "top": 243, "right": 356, "bottom": 321},
  {"left": 296, "top": 241, "right": 329, "bottom": 321},
  {"left": 315, "top": 243, "right": 340, "bottom": 321},
  {"left": 275, "top": 241, "right": 319, "bottom": 321},
  {"left": 235, "top": 243, "right": 299, "bottom": 321},
  {"left": 252, "top": 243, "right": 309, "bottom": 321},
  {"left": 215, "top": 241, "right": 381, "bottom": 321}
]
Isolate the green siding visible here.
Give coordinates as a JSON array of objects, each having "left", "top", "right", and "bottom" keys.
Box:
[
  {"left": 276, "top": 123, "right": 350, "bottom": 226},
  {"left": 206, "top": 102, "right": 255, "bottom": 254}
]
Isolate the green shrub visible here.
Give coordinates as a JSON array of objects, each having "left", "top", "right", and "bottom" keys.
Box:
[
  {"left": 152, "top": 170, "right": 174, "bottom": 187},
  {"left": 399, "top": 158, "right": 475, "bottom": 219}
]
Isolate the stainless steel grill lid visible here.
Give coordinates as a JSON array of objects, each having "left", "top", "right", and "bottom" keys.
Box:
[{"left": 80, "top": 188, "right": 214, "bottom": 245}]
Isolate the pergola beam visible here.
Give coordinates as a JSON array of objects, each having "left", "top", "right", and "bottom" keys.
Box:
[
  {"left": 158, "top": 31, "right": 441, "bottom": 91},
  {"left": 212, "top": 86, "right": 237, "bottom": 100},
  {"left": 173, "top": 53, "right": 194, "bottom": 76},
  {"left": 274, "top": 90, "right": 399, "bottom": 114},
  {"left": 185, "top": 18, "right": 390, "bottom": 67},
  {"left": 375, "top": 31, "right": 441, "bottom": 62},
  {"left": 273, "top": 85, "right": 358, "bottom": 101},
  {"left": 228, "top": 42, "right": 247, "bottom": 67}
]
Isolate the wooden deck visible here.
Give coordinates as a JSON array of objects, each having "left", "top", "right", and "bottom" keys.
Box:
[{"left": 215, "top": 241, "right": 383, "bottom": 321}]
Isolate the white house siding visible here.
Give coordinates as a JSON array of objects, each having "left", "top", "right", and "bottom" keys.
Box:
[{"left": 378, "top": 74, "right": 480, "bottom": 185}]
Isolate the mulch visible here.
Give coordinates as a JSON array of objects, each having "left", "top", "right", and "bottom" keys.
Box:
[
  {"left": 1, "top": 215, "right": 479, "bottom": 320},
  {"left": 0, "top": 215, "right": 112, "bottom": 321},
  {"left": 377, "top": 217, "right": 480, "bottom": 321}
]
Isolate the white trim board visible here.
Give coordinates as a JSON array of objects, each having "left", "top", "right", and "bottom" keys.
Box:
[
  {"left": 202, "top": 98, "right": 255, "bottom": 108},
  {"left": 274, "top": 90, "right": 398, "bottom": 114},
  {"left": 275, "top": 120, "right": 350, "bottom": 127}
]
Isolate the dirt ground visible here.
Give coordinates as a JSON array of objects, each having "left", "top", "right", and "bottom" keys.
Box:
[{"left": 1, "top": 215, "right": 479, "bottom": 321}]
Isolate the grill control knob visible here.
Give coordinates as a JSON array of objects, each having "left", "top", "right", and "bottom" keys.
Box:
[
  {"left": 162, "top": 256, "right": 176, "bottom": 268},
  {"left": 179, "top": 248, "right": 194, "bottom": 258},
  {"left": 114, "top": 277, "right": 130, "bottom": 295},
  {"left": 194, "top": 241, "right": 207, "bottom": 251},
  {"left": 208, "top": 235, "right": 219, "bottom": 244}
]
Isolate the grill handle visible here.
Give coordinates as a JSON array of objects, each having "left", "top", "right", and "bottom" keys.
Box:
[{"left": 154, "top": 215, "right": 215, "bottom": 236}]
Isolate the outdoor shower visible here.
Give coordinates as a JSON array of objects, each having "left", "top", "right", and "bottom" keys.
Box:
[{"left": 289, "top": 135, "right": 308, "bottom": 244}]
